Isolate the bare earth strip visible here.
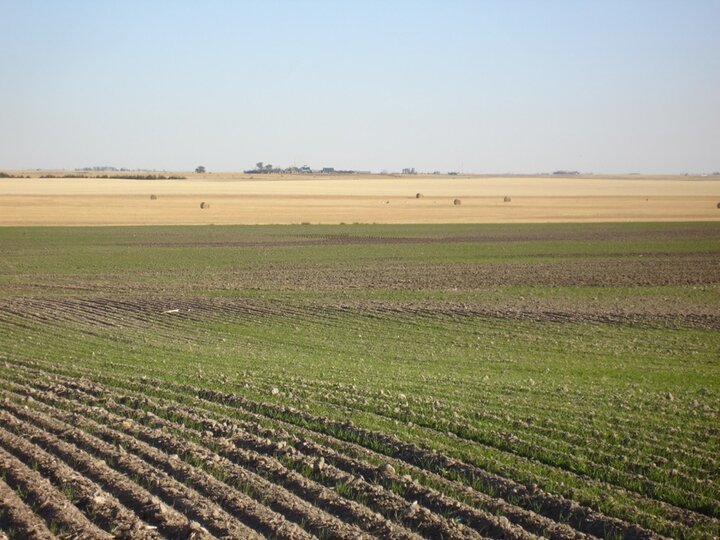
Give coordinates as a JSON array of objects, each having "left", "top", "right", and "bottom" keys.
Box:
[
  {"left": 0, "top": 446, "right": 112, "bottom": 538},
  {"left": 0, "top": 425, "right": 164, "bottom": 539},
  {"left": 1, "top": 174, "right": 719, "bottom": 225},
  {"left": 0, "top": 477, "right": 54, "bottom": 540}
]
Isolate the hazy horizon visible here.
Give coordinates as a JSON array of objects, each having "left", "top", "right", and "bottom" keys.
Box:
[{"left": 1, "top": 1, "right": 719, "bottom": 174}]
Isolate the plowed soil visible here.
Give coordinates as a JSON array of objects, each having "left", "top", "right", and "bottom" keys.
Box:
[{"left": 0, "top": 365, "right": 664, "bottom": 540}]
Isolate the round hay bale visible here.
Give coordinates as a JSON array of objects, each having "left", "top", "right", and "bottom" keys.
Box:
[
  {"left": 415, "top": 193, "right": 423, "bottom": 198},
  {"left": 200, "top": 201, "right": 210, "bottom": 209},
  {"left": 453, "top": 198, "right": 462, "bottom": 206},
  {"left": 504, "top": 196, "right": 511, "bottom": 202},
  {"left": 150, "top": 194, "right": 157, "bottom": 200},
  {"left": 717, "top": 202, "right": 720, "bottom": 209}
]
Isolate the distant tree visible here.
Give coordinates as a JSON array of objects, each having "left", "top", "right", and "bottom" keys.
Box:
[
  {"left": 265, "top": 164, "right": 272, "bottom": 171},
  {"left": 195, "top": 166, "right": 206, "bottom": 174},
  {"left": 256, "top": 162, "right": 263, "bottom": 171}
]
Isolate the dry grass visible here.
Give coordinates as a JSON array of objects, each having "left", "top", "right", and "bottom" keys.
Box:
[{"left": 0, "top": 173, "right": 719, "bottom": 225}]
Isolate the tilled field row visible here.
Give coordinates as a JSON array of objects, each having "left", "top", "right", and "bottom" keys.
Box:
[
  {"left": 0, "top": 364, "right": 605, "bottom": 540},
  {"left": 0, "top": 398, "right": 298, "bottom": 540},
  {"left": 0, "top": 377, "right": 504, "bottom": 540},
  {"left": 2, "top": 293, "right": 719, "bottom": 357},
  {"left": 0, "top": 475, "right": 55, "bottom": 540},
  {"left": 94, "top": 376, "right": 720, "bottom": 538},
  {"left": 242, "top": 372, "right": 719, "bottom": 508},
  {"left": 28, "top": 347, "right": 713, "bottom": 477},
  {"left": 5, "top": 251, "right": 720, "bottom": 300},
  {"left": 0, "top": 444, "right": 112, "bottom": 539},
  {"left": 2, "top": 362, "right": 581, "bottom": 539},
  {"left": 168, "top": 255, "right": 720, "bottom": 289},
  {"left": 31, "top": 378, "right": 534, "bottom": 540},
  {"left": 7, "top": 363, "right": 585, "bottom": 539},
  {"left": 0, "top": 425, "right": 165, "bottom": 540},
  {"left": 8, "top": 356, "right": 719, "bottom": 540},
  {"left": 243, "top": 371, "right": 719, "bottom": 478},
  {"left": 3, "top": 379, "right": 419, "bottom": 538},
  {"left": 4, "top": 358, "right": 696, "bottom": 537}
]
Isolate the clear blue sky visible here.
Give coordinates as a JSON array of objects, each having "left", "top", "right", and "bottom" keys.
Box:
[{"left": 1, "top": 1, "right": 718, "bottom": 173}]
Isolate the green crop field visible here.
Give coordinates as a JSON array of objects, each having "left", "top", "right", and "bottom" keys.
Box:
[{"left": 0, "top": 222, "right": 718, "bottom": 539}]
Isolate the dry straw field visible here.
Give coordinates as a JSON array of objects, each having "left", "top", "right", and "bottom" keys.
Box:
[{"left": 0, "top": 172, "right": 719, "bottom": 225}]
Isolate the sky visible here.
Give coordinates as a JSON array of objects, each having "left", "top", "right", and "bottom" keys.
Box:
[{"left": 1, "top": 1, "right": 718, "bottom": 174}]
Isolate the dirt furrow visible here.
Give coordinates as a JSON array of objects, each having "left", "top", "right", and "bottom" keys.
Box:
[
  {"left": 225, "top": 422, "right": 528, "bottom": 540},
  {"left": 1, "top": 380, "right": 331, "bottom": 539},
  {"left": 9, "top": 378, "right": 456, "bottom": 540},
  {"left": 290, "top": 382, "right": 717, "bottom": 514},
  {"left": 268, "top": 373, "right": 717, "bottom": 481},
  {"left": 14, "top": 372, "right": 473, "bottom": 538},
  {"left": 38, "top": 405, "right": 320, "bottom": 540},
  {"left": 149, "top": 402, "right": 510, "bottom": 540},
  {"left": 293, "top": 438, "right": 543, "bottom": 540},
  {"left": 0, "top": 424, "right": 163, "bottom": 539},
  {"left": 191, "top": 386, "right": 665, "bottom": 539},
  {"left": 0, "top": 445, "right": 113, "bottom": 539},
  {"left": 0, "top": 477, "right": 55, "bottom": 540},
  {"left": 4, "top": 363, "right": 598, "bottom": 539},
  {"left": 14, "top": 372, "right": 495, "bottom": 540},
  {"left": 223, "top": 435, "right": 486, "bottom": 540},
  {"left": 10, "top": 361, "right": 698, "bottom": 539},
  {"left": 0, "top": 400, "right": 241, "bottom": 540},
  {"left": 81, "top": 424, "right": 314, "bottom": 540},
  {"left": 11, "top": 360, "right": 714, "bottom": 535},
  {"left": 0, "top": 406, "right": 206, "bottom": 540},
  {"left": 123, "top": 400, "right": 492, "bottom": 539},
  {"left": 2, "top": 386, "right": 340, "bottom": 540},
  {"left": 89, "top": 395, "right": 426, "bottom": 539},
  {"left": 83, "top": 403, "right": 389, "bottom": 540}
]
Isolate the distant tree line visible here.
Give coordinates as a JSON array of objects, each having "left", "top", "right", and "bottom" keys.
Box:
[
  {"left": 244, "top": 162, "right": 363, "bottom": 175},
  {"left": 38, "top": 174, "right": 186, "bottom": 180}
]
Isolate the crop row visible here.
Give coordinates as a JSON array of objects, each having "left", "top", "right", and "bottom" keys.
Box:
[
  {"left": 5, "top": 358, "right": 704, "bottom": 537},
  {"left": 0, "top": 365, "right": 553, "bottom": 539}
]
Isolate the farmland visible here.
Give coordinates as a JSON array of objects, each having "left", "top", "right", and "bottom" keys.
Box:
[
  {"left": 0, "top": 222, "right": 719, "bottom": 539},
  {"left": 1, "top": 173, "right": 719, "bottom": 225}
]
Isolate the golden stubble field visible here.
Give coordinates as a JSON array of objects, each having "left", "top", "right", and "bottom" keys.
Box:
[{"left": 1, "top": 172, "right": 719, "bottom": 225}]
